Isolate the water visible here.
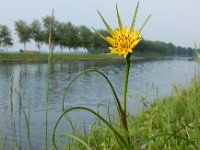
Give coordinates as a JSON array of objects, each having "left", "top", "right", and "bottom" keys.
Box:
[{"left": 0, "top": 57, "right": 196, "bottom": 148}]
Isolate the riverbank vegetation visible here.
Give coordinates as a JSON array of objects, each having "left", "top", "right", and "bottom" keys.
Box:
[
  {"left": 61, "top": 75, "right": 200, "bottom": 149},
  {"left": 0, "top": 52, "right": 171, "bottom": 63},
  {"left": 0, "top": 53, "right": 121, "bottom": 62}
]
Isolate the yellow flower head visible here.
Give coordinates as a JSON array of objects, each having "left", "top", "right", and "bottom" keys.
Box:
[
  {"left": 97, "top": 3, "right": 151, "bottom": 58},
  {"left": 106, "top": 27, "right": 141, "bottom": 57}
]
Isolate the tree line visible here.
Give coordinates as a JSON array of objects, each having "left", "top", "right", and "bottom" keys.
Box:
[
  {"left": 0, "top": 15, "right": 196, "bottom": 56},
  {"left": 135, "top": 40, "right": 195, "bottom": 56}
]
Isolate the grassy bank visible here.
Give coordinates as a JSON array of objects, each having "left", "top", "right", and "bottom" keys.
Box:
[
  {"left": 0, "top": 53, "right": 168, "bottom": 63},
  {"left": 0, "top": 53, "right": 125, "bottom": 63},
  {"left": 65, "top": 78, "right": 200, "bottom": 149}
]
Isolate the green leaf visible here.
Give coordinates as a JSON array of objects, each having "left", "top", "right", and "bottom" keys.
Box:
[
  {"left": 97, "top": 10, "right": 114, "bottom": 36},
  {"left": 130, "top": 2, "right": 139, "bottom": 32},
  {"left": 138, "top": 14, "right": 151, "bottom": 33},
  {"left": 116, "top": 4, "right": 123, "bottom": 30},
  {"left": 91, "top": 27, "right": 107, "bottom": 41}
]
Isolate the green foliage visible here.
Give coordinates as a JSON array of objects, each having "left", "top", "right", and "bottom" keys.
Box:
[
  {"left": 42, "top": 15, "right": 58, "bottom": 48},
  {"left": 0, "top": 25, "right": 13, "bottom": 52},
  {"left": 135, "top": 40, "right": 194, "bottom": 56},
  {"left": 133, "top": 79, "right": 200, "bottom": 149},
  {"left": 15, "top": 20, "right": 32, "bottom": 51},
  {"left": 78, "top": 25, "right": 93, "bottom": 50},
  {"left": 55, "top": 22, "right": 70, "bottom": 53},
  {"left": 31, "top": 20, "right": 44, "bottom": 52},
  {"left": 62, "top": 22, "right": 80, "bottom": 51}
]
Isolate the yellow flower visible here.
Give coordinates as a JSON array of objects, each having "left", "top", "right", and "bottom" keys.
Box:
[
  {"left": 97, "top": 3, "right": 151, "bottom": 58},
  {"left": 106, "top": 27, "right": 141, "bottom": 57}
]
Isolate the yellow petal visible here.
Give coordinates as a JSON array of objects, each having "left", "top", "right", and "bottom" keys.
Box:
[{"left": 106, "top": 37, "right": 115, "bottom": 47}]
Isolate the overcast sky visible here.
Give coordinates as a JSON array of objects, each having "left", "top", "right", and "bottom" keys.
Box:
[{"left": 1, "top": 0, "right": 200, "bottom": 51}]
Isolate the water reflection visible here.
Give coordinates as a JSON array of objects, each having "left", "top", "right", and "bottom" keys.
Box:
[{"left": 0, "top": 58, "right": 196, "bottom": 148}]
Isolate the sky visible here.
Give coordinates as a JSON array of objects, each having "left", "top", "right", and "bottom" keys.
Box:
[{"left": 1, "top": 0, "right": 200, "bottom": 51}]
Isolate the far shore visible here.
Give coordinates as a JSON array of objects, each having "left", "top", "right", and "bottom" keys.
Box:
[{"left": 0, "top": 53, "right": 175, "bottom": 64}]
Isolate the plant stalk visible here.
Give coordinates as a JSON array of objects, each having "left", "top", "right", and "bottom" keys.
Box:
[{"left": 122, "top": 53, "right": 131, "bottom": 133}]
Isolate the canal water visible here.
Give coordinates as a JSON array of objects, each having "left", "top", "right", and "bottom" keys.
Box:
[{"left": 0, "top": 57, "right": 197, "bottom": 148}]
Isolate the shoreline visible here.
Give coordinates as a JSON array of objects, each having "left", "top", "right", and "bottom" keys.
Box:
[{"left": 0, "top": 53, "right": 173, "bottom": 64}]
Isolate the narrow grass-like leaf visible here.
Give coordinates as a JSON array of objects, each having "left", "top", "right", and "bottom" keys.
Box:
[
  {"left": 23, "top": 110, "right": 30, "bottom": 137},
  {"left": 67, "top": 117, "right": 76, "bottom": 134},
  {"left": 1, "top": 135, "right": 7, "bottom": 150},
  {"left": 97, "top": 10, "right": 114, "bottom": 36},
  {"left": 23, "top": 110, "right": 32, "bottom": 150},
  {"left": 138, "top": 14, "right": 151, "bottom": 33},
  {"left": 91, "top": 27, "right": 107, "bottom": 41},
  {"left": 116, "top": 4, "right": 123, "bottom": 30},
  {"left": 130, "top": 2, "right": 139, "bottom": 32},
  {"left": 9, "top": 74, "right": 13, "bottom": 123}
]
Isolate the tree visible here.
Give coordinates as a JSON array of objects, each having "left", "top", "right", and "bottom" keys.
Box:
[
  {"left": 55, "top": 22, "right": 69, "bottom": 53},
  {"left": 42, "top": 15, "right": 58, "bottom": 52},
  {"left": 56, "top": 22, "right": 80, "bottom": 53},
  {"left": 0, "top": 25, "right": 13, "bottom": 52},
  {"left": 31, "top": 20, "right": 44, "bottom": 52},
  {"left": 15, "top": 20, "right": 31, "bottom": 51},
  {"left": 78, "top": 25, "right": 93, "bottom": 51},
  {"left": 65, "top": 23, "right": 80, "bottom": 53}
]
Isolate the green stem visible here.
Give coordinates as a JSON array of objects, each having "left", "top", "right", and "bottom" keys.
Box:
[{"left": 122, "top": 53, "right": 131, "bottom": 133}]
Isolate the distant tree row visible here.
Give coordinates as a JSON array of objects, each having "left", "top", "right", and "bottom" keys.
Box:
[
  {"left": 14, "top": 16, "right": 109, "bottom": 54},
  {"left": 0, "top": 16, "right": 196, "bottom": 56},
  {"left": 135, "top": 40, "right": 195, "bottom": 56}
]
